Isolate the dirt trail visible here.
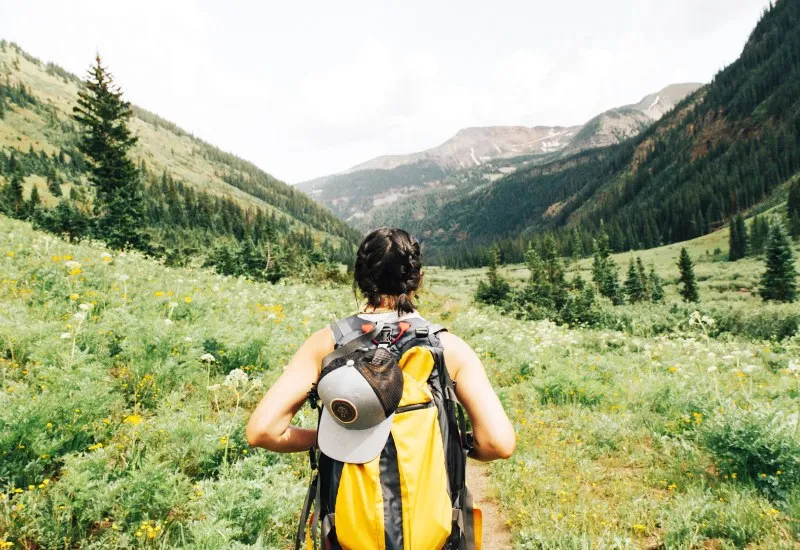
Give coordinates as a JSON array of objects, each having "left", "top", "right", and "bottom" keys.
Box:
[{"left": 467, "top": 461, "right": 513, "bottom": 549}]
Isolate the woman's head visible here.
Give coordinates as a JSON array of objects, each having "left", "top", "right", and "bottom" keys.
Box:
[{"left": 354, "top": 228, "right": 422, "bottom": 314}]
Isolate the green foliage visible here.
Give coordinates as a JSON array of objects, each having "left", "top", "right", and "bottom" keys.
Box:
[
  {"left": 73, "top": 55, "right": 147, "bottom": 251},
  {"left": 591, "top": 226, "right": 622, "bottom": 304},
  {"left": 759, "top": 221, "right": 798, "bottom": 302},
  {"left": 748, "top": 213, "right": 771, "bottom": 256},
  {"left": 701, "top": 405, "right": 800, "bottom": 500},
  {"left": 677, "top": 248, "right": 700, "bottom": 302},
  {"left": 648, "top": 263, "right": 665, "bottom": 303},
  {"left": 474, "top": 246, "right": 511, "bottom": 305},
  {"left": 729, "top": 214, "right": 748, "bottom": 261},
  {"left": 789, "top": 178, "right": 800, "bottom": 239},
  {"left": 624, "top": 257, "right": 647, "bottom": 303}
]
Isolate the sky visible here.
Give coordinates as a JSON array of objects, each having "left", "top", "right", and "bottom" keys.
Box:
[{"left": 0, "top": 0, "right": 772, "bottom": 183}]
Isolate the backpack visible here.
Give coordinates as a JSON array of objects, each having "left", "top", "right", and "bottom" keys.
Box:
[{"left": 295, "top": 315, "right": 480, "bottom": 550}]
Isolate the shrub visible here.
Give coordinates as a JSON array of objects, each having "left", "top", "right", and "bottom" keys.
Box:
[{"left": 701, "top": 405, "right": 800, "bottom": 499}]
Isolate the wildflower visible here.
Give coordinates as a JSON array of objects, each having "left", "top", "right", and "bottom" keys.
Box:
[
  {"left": 164, "top": 319, "right": 173, "bottom": 326},
  {"left": 69, "top": 293, "right": 80, "bottom": 301},
  {"left": 168, "top": 301, "right": 178, "bottom": 309},
  {"left": 742, "top": 364, "right": 760, "bottom": 374},
  {"left": 787, "top": 360, "right": 800, "bottom": 375},
  {"left": 78, "top": 303, "right": 91, "bottom": 312},
  {"left": 100, "top": 252, "right": 113, "bottom": 262},
  {"left": 64, "top": 260, "right": 81, "bottom": 271},
  {"left": 60, "top": 332, "right": 71, "bottom": 339},
  {"left": 5, "top": 251, "right": 13, "bottom": 257},
  {"left": 123, "top": 414, "right": 143, "bottom": 425},
  {"left": 200, "top": 353, "right": 216, "bottom": 363},
  {"left": 154, "top": 291, "right": 164, "bottom": 297},
  {"left": 224, "top": 368, "right": 249, "bottom": 389},
  {"left": 119, "top": 274, "right": 129, "bottom": 282},
  {"left": 45, "top": 422, "right": 53, "bottom": 429},
  {"left": 207, "top": 384, "right": 221, "bottom": 391},
  {"left": 72, "top": 312, "right": 86, "bottom": 323},
  {"left": 707, "top": 365, "right": 717, "bottom": 373},
  {"left": 184, "top": 336, "right": 193, "bottom": 343},
  {"left": 184, "top": 296, "right": 192, "bottom": 303}
]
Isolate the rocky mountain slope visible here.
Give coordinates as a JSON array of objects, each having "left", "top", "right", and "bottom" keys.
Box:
[{"left": 298, "top": 83, "right": 700, "bottom": 225}]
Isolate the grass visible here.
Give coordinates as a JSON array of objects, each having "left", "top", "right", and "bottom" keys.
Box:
[{"left": 1, "top": 214, "right": 800, "bottom": 548}]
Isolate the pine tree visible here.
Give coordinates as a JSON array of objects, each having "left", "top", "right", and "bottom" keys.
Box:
[
  {"left": 591, "top": 225, "right": 622, "bottom": 304},
  {"left": 748, "top": 214, "right": 770, "bottom": 255},
  {"left": 729, "top": 214, "right": 748, "bottom": 261},
  {"left": 4, "top": 170, "right": 24, "bottom": 218},
  {"left": 27, "top": 184, "right": 41, "bottom": 216},
  {"left": 759, "top": 222, "right": 797, "bottom": 302},
  {"left": 788, "top": 179, "right": 800, "bottom": 239},
  {"left": 73, "top": 55, "right": 147, "bottom": 250},
  {"left": 624, "top": 257, "right": 647, "bottom": 303},
  {"left": 475, "top": 245, "right": 511, "bottom": 305},
  {"left": 677, "top": 248, "right": 699, "bottom": 302},
  {"left": 648, "top": 264, "right": 665, "bottom": 303}
]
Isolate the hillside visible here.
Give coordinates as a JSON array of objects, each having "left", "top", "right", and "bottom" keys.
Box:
[
  {"left": 0, "top": 41, "right": 360, "bottom": 258},
  {"left": 406, "top": 0, "right": 800, "bottom": 265},
  {"left": 298, "top": 83, "right": 699, "bottom": 226}
]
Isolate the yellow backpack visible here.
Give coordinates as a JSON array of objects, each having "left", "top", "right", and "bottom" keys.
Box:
[{"left": 296, "top": 316, "right": 480, "bottom": 550}]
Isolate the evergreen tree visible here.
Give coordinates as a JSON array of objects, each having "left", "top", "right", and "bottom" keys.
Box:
[
  {"left": 624, "top": 257, "right": 647, "bottom": 303},
  {"left": 475, "top": 246, "right": 511, "bottom": 305},
  {"left": 73, "top": 55, "right": 147, "bottom": 250},
  {"left": 748, "top": 214, "right": 770, "bottom": 255},
  {"left": 729, "top": 214, "right": 748, "bottom": 261},
  {"left": 677, "top": 248, "right": 700, "bottom": 302},
  {"left": 4, "top": 170, "right": 24, "bottom": 218},
  {"left": 759, "top": 222, "right": 797, "bottom": 302},
  {"left": 591, "top": 224, "right": 622, "bottom": 304},
  {"left": 27, "top": 184, "right": 41, "bottom": 216},
  {"left": 648, "top": 264, "right": 665, "bottom": 303},
  {"left": 788, "top": 179, "right": 800, "bottom": 239},
  {"left": 46, "top": 172, "right": 62, "bottom": 197}
]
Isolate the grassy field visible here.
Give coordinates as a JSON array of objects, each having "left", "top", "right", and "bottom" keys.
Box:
[{"left": 1, "top": 214, "right": 799, "bottom": 548}]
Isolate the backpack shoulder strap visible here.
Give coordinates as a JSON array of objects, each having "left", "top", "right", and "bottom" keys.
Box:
[{"left": 330, "top": 315, "right": 364, "bottom": 347}]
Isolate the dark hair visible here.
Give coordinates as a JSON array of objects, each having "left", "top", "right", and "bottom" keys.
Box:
[{"left": 354, "top": 228, "right": 422, "bottom": 314}]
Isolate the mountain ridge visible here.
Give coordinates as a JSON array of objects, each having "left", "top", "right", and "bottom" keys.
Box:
[{"left": 298, "top": 82, "right": 701, "bottom": 226}]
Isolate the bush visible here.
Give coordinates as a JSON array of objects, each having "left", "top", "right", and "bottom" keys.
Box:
[{"left": 701, "top": 405, "right": 800, "bottom": 500}]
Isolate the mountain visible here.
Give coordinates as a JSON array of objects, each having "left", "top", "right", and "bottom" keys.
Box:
[
  {"left": 408, "top": 0, "right": 800, "bottom": 266},
  {"left": 0, "top": 41, "right": 360, "bottom": 268},
  {"left": 298, "top": 83, "right": 700, "bottom": 225}
]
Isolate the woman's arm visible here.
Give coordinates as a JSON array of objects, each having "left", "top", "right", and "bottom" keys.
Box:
[
  {"left": 439, "top": 332, "right": 516, "bottom": 462},
  {"left": 245, "top": 327, "right": 334, "bottom": 452}
]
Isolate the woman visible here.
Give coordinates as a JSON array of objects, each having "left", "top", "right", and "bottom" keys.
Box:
[
  {"left": 246, "top": 227, "right": 515, "bottom": 462},
  {"left": 246, "top": 228, "right": 515, "bottom": 549}
]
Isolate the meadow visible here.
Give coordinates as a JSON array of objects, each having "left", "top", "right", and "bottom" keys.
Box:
[{"left": 2, "top": 214, "right": 799, "bottom": 549}]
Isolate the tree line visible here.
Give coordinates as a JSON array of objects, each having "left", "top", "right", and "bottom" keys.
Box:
[{"left": 0, "top": 55, "right": 356, "bottom": 282}]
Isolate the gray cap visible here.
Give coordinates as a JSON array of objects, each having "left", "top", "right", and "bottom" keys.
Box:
[{"left": 317, "top": 350, "right": 403, "bottom": 464}]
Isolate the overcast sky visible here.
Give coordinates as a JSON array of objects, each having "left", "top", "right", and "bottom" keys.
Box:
[{"left": 1, "top": 0, "right": 771, "bottom": 183}]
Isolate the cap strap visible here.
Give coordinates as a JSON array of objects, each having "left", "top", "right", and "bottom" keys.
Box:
[{"left": 321, "top": 322, "right": 383, "bottom": 369}]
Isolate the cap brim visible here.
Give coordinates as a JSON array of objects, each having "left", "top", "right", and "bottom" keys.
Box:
[{"left": 317, "top": 408, "right": 395, "bottom": 464}]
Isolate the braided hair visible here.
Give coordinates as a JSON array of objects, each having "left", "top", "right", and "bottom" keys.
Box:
[{"left": 354, "top": 228, "right": 422, "bottom": 314}]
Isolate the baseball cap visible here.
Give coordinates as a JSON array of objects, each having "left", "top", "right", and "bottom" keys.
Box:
[{"left": 317, "top": 347, "right": 404, "bottom": 464}]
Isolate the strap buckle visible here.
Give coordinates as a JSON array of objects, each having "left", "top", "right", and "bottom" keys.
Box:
[
  {"left": 415, "top": 326, "right": 430, "bottom": 337},
  {"left": 377, "top": 325, "right": 393, "bottom": 347}
]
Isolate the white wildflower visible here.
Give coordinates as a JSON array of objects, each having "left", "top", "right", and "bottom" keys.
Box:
[
  {"left": 207, "top": 384, "right": 221, "bottom": 391},
  {"left": 168, "top": 301, "right": 178, "bottom": 309},
  {"left": 787, "top": 360, "right": 799, "bottom": 375},
  {"left": 72, "top": 312, "right": 86, "bottom": 322},
  {"left": 164, "top": 318, "right": 173, "bottom": 326},
  {"left": 251, "top": 379, "right": 264, "bottom": 390},
  {"left": 742, "top": 364, "right": 760, "bottom": 374},
  {"left": 200, "top": 353, "right": 216, "bottom": 363},
  {"left": 100, "top": 252, "right": 112, "bottom": 262},
  {"left": 223, "top": 368, "right": 249, "bottom": 389},
  {"left": 707, "top": 365, "right": 718, "bottom": 373},
  {"left": 60, "top": 332, "right": 71, "bottom": 339},
  {"left": 64, "top": 260, "right": 81, "bottom": 271},
  {"left": 118, "top": 274, "right": 129, "bottom": 282},
  {"left": 78, "top": 303, "right": 91, "bottom": 312},
  {"left": 184, "top": 336, "right": 193, "bottom": 343}
]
